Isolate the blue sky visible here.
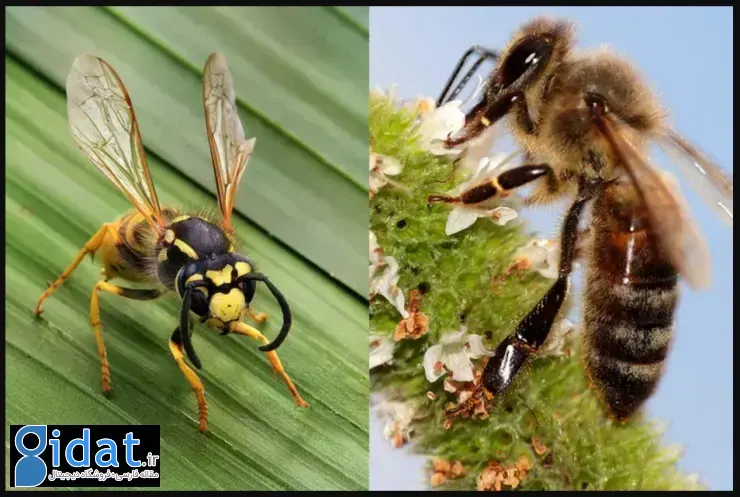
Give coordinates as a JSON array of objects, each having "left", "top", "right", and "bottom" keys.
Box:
[{"left": 370, "top": 6, "right": 733, "bottom": 491}]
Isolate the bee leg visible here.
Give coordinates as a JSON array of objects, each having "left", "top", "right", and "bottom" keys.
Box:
[
  {"left": 89, "top": 281, "right": 161, "bottom": 394},
  {"left": 229, "top": 322, "right": 309, "bottom": 408},
  {"left": 35, "top": 223, "right": 122, "bottom": 315},
  {"left": 428, "top": 164, "right": 552, "bottom": 205},
  {"left": 248, "top": 309, "right": 269, "bottom": 324},
  {"left": 437, "top": 45, "right": 498, "bottom": 107},
  {"left": 482, "top": 186, "right": 594, "bottom": 398},
  {"left": 169, "top": 329, "right": 208, "bottom": 433},
  {"left": 445, "top": 88, "right": 525, "bottom": 148}
]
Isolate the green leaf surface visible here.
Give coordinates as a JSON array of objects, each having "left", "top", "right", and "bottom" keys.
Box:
[
  {"left": 6, "top": 6, "right": 368, "bottom": 295},
  {"left": 332, "top": 6, "right": 370, "bottom": 33},
  {"left": 5, "top": 7, "right": 368, "bottom": 491}
]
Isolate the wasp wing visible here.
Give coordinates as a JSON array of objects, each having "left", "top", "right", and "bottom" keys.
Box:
[
  {"left": 66, "top": 54, "right": 165, "bottom": 231},
  {"left": 202, "top": 52, "right": 256, "bottom": 234},
  {"left": 597, "top": 117, "right": 711, "bottom": 290},
  {"left": 658, "top": 130, "right": 733, "bottom": 228}
]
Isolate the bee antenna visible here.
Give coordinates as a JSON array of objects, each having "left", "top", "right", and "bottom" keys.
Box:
[
  {"left": 437, "top": 45, "right": 499, "bottom": 107},
  {"left": 242, "top": 273, "right": 292, "bottom": 352}
]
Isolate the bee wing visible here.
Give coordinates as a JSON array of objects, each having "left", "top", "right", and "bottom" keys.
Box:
[
  {"left": 658, "top": 130, "right": 733, "bottom": 228},
  {"left": 66, "top": 54, "right": 165, "bottom": 231},
  {"left": 202, "top": 52, "right": 256, "bottom": 234},
  {"left": 597, "top": 117, "right": 711, "bottom": 290}
]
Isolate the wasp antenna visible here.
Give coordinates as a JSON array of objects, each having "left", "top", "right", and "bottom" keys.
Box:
[{"left": 243, "top": 273, "right": 292, "bottom": 352}]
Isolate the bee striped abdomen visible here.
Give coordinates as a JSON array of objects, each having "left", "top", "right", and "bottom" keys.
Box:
[{"left": 583, "top": 185, "right": 679, "bottom": 421}]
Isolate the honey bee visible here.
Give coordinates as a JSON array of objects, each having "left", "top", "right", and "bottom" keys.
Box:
[
  {"left": 35, "top": 52, "right": 309, "bottom": 432},
  {"left": 428, "top": 17, "right": 733, "bottom": 421}
]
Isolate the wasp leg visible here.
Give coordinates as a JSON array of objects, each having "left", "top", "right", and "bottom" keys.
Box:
[
  {"left": 169, "top": 328, "right": 208, "bottom": 433},
  {"left": 428, "top": 164, "right": 552, "bottom": 206},
  {"left": 89, "top": 281, "right": 161, "bottom": 394},
  {"left": 230, "top": 322, "right": 309, "bottom": 408},
  {"left": 35, "top": 223, "right": 123, "bottom": 315},
  {"left": 481, "top": 185, "right": 595, "bottom": 398},
  {"left": 248, "top": 309, "right": 269, "bottom": 324}
]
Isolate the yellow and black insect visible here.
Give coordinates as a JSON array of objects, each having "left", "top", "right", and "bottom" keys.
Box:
[{"left": 35, "top": 52, "right": 309, "bottom": 432}]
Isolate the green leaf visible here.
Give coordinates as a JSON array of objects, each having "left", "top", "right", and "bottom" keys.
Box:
[
  {"left": 5, "top": 7, "right": 368, "bottom": 491},
  {"left": 6, "top": 6, "right": 368, "bottom": 295}
]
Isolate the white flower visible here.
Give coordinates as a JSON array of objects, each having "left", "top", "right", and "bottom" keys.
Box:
[
  {"left": 377, "top": 400, "right": 417, "bottom": 449},
  {"left": 455, "top": 125, "right": 501, "bottom": 175},
  {"left": 414, "top": 75, "right": 486, "bottom": 156},
  {"left": 444, "top": 153, "right": 520, "bottom": 235},
  {"left": 513, "top": 238, "right": 560, "bottom": 279},
  {"left": 404, "top": 95, "right": 437, "bottom": 119},
  {"left": 415, "top": 102, "right": 466, "bottom": 156},
  {"left": 369, "top": 230, "right": 383, "bottom": 282},
  {"left": 369, "top": 255, "right": 409, "bottom": 319},
  {"left": 539, "top": 318, "right": 576, "bottom": 357},
  {"left": 370, "top": 152, "right": 404, "bottom": 197},
  {"left": 443, "top": 377, "right": 458, "bottom": 393},
  {"left": 446, "top": 205, "right": 518, "bottom": 236},
  {"left": 369, "top": 334, "right": 396, "bottom": 369},
  {"left": 369, "top": 230, "right": 382, "bottom": 266},
  {"left": 423, "top": 327, "right": 493, "bottom": 383}
]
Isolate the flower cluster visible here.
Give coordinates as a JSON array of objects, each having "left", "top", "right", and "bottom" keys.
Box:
[
  {"left": 511, "top": 237, "right": 561, "bottom": 280},
  {"left": 369, "top": 334, "right": 395, "bottom": 369},
  {"left": 371, "top": 88, "right": 570, "bottom": 451},
  {"left": 369, "top": 151, "right": 404, "bottom": 199},
  {"left": 423, "top": 326, "right": 492, "bottom": 383},
  {"left": 369, "top": 230, "right": 408, "bottom": 319},
  {"left": 413, "top": 74, "right": 485, "bottom": 157},
  {"left": 376, "top": 400, "right": 417, "bottom": 449},
  {"left": 430, "top": 458, "right": 467, "bottom": 487},
  {"left": 476, "top": 456, "right": 532, "bottom": 491},
  {"left": 393, "top": 288, "right": 429, "bottom": 342}
]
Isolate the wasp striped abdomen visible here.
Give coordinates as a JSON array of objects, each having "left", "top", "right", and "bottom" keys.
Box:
[{"left": 583, "top": 182, "right": 679, "bottom": 421}]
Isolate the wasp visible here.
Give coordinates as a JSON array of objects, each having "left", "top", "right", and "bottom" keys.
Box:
[
  {"left": 429, "top": 17, "right": 733, "bottom": 421},
  {"left": 35, "top": 52, "right": 309, "bottom": 432}
]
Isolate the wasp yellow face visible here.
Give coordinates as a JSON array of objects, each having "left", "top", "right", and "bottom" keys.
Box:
[
  {"left": 208, "top": 287, "right": 247, "bottom": 326},
  {"left": 175, "top": 253, "right": 258, "bottom": 332}
]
